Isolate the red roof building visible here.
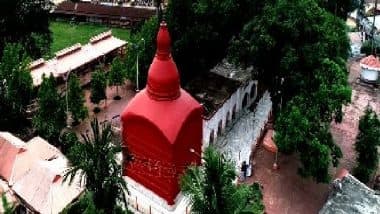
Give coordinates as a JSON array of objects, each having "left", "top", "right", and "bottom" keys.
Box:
[
  {"left": 121, "top": 22, "right": 203, "bottom": 205},
  {"left": 0, "top": 136, "right": 25, "bottom": 182}
]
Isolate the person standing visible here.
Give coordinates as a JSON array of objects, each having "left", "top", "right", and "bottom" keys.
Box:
[{"left": 241, "top": 161, "right": 248, "bottom": 181}]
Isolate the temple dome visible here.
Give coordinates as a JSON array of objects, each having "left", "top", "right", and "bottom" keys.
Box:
[{"left": 146, "top": 21, "right": 180, "bottom": 101}]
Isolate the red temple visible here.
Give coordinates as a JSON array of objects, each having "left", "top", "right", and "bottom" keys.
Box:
[{"left": 121, "top": 22, "right": 203, "bottom": 205}]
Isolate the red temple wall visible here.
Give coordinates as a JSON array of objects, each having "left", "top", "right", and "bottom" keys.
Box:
[{"left": 122, "top": 116, "right": 177, "bottom": 204}]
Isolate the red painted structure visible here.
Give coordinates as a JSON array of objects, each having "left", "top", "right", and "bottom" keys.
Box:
[{"left": 121, "top": 22, "right": 203, "bottom": 205}]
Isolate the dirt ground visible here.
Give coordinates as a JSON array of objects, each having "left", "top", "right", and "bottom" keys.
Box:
[{"left": 244, "top": 148, "right": 329, "bottom": 214}]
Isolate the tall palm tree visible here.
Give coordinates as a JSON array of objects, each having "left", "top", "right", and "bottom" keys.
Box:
[
  {"left": 180, "top": 147, "right": 264, "bottom": 214},
  {"left": 64, "top": 118, "right": 128, "bottom": 212}
]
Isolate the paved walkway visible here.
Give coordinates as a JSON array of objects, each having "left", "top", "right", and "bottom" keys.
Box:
[
  {"left": 215, "top": 91, "right": 272, "bottom": 170},
  {"left": 71, "top": 81, "right": 136, "bottom": 136}
]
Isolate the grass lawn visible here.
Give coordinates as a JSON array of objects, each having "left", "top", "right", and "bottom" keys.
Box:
[{"left": 49, "top": 21, "right": 130, "bottom": 55}]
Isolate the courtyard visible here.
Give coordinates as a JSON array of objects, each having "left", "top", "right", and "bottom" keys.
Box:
[{"left": 242, "top": 57, "right": 380, "bottom": 214}]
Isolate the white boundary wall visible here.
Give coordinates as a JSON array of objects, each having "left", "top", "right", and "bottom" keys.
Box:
[{"left": 202, "top": 80, "right": 258, "bottom": 150}]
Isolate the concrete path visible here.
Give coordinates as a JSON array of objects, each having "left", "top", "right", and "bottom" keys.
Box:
[
  {"left": 70, "top": 81, "right": 136, "bottom": 136},
  {"left": 215, "top": 91, "right": 272, "bottom": 170}
]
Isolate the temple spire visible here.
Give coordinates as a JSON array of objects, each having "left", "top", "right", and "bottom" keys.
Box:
[{"left": 146, "top": 21, "right": 180, "bottom": 101}]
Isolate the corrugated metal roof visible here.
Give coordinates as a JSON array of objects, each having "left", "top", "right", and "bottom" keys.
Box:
[
  {"left": 0, "top": 133, "right": 85, "bottom": 213},
  {"left": 29, "top": 32, "right": 126, "bottom": 86},
  {"left": 12, "top": 159, "right": 84, "bottom": 214},
  {"left": 8, "top": 136, "right": 60, "bottom": 186},
  {"left": 0, "top": 132, "right": 27, "bottom": 147},
  {"left": 26, "top": 137, "right": 61, "bottom": 160},
  {"left": 0, "top": 134, "right": 26, "bottom": 182}
]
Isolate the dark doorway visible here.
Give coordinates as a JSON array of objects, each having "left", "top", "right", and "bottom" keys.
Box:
[
  {"left": 209, "top": 130, "right": 215, "bottom": 145},
  {"left": 242, "top": 93, "right": 249, "bottom": 108},
  {"left": 232, "top": 105, "right": 236, "bottom": 120},
  {"left": 217, "top": 120, "right": 223, "bottom": 136}
]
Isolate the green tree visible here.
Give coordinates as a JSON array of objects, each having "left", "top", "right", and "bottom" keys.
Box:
[
  {"left": 90, "top": 69, "right": 107, "bottom": 113},
  {"left": 166, "top": 0, "right": 263, "bottom": 84},
  {"left": 63, "top": 191, "right": 130, "bottom": 214},
  {"left": 228, "top": 0, "right": 349, "bottom": 100},
  {"left": 108, "top": 57, "right": 126, "bottom": 100},
  {"left": 275, "top": 97, "right": 343, "bottom": 182},
  {"left": 274, "top": 60, "right": 350, "bottom": 182},
  {"left": 59, "top": 131, "right": 78, "bottom": 155},
  {"left": 0, "top": 0, "right": 52, "bottom": 58},
  {"left": 62, "top": 191, "right": 105, "bottom": 214},
  {"left": 68, "top": 73, "right": 88, "bottom": 124},
  {"left": 228, "top": 0, "right": 351, "bottom": 182},
  {"left": 33, "top": 74, "right": 66, "bottom": 144},
  {"left": 181, "top": 147, "right": 264, "bottom": 213},
  {"left": 360, "top": 40, "right": 380, "bottom": 56},
  {"left": 353, "top": 106, "right": 380, "bottom": 183},
  {"left": 64, "top": 118, "right": 128, "bottom": 212},
  {"left": 125, "top": 16, "right": 158, "bottom": 87},
  {"left": 0, "top": 43, "right": 33, "bottom": 131},
  {"left": 127, "top": 0, "right": 264, "bottom": 87}
]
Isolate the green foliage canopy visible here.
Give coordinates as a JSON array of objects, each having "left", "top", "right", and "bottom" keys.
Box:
[
  {"left": 59, "top": 131, "right": 78, "bottom": 155},
  {"left": 354, "top": 107, "right": 380, "bottom": 183},
  {"left": 64, "top": 119, "right": 128, "bottom": 212},
  {"left": 108, "top": 57, "right": 126, "bottom": 97},
  {"left": 33, "top": 74, "right": 66, "bottom": 143},
  {"left": 166, "top": 0, "right": 263, "bottom": 84},
  {"left": 68, "top": 73, "right": 88, "bottom": 123},
  {"left": 228, "top": 0, "right": 351, "bottom": 182},
  {"left": 0, "top": 43, "right": 33, "bottom": 130},
  {"left": 125, "top": 16, "right": 158, "bottom": 87},
  {"left": 126, "top": 0, "right": 264, "bottom": 86},
  {"left": 90, "top": 69, "right": 107, "bottom": 105},
  {"left": 0, "top": 0, "right": 52, "bottom": 58},
  {"left": 181, "top": 147, "right": 264, "bottom": 213}
]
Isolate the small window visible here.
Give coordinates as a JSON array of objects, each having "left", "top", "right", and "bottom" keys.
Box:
[
  {"left": 250, "top": 83, "right": 256, "bottom": 98},
  {"left": 242, "top": 93, "right": 249, "bottom": 108},
  {"left": 232, "top": 105, "right": 236, "bottom": 120}
]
